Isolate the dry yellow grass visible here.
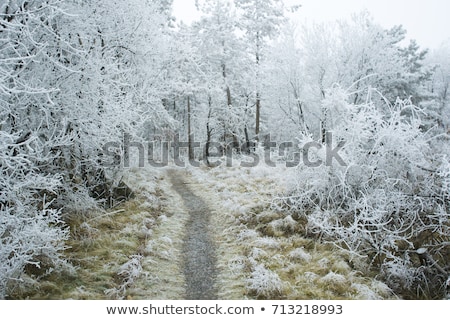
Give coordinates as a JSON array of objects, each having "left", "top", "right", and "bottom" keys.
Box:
[
  {"left": 11, "top": 164, "right": 398, "bottom": 300},
  {"left": 11, "top": 167, "right": 188, "bottom": 300},
  {"left": 189, "top": 164, "right": 397, "bottom": 300}
]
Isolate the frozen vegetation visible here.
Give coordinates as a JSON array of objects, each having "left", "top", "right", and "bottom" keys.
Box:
[{"left": 1, "top": 0, "right": 449, "bottom": 299}]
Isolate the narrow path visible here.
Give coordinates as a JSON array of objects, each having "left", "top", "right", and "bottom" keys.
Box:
[{"left": 168, "top": 170, "right": 218, "bottom": 300}]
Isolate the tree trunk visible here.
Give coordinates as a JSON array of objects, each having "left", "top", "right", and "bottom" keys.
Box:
[
  {"left": 255, "top": 32, "right": 261, "bottom": 141},
  {"left": 222, "top": 62, "right": 240, "bottom": 152},
  {"left": 244, "top": 126, "right": 251, "bottom": 154},
  {"left": 187, "top": 96, "right": 194, "bottom": 160},
  {"left": 321, "top": 107, "right": 328, "bottom": 144},
  {"left": 205, "top": 97, "right": 212, "bottom": 165},
  {"left": 222, "top": 63, "right": 232, "bottom": 107},
  {"left": 290, "top": 81, "right": 309, "bottom": 133},
  {"left": 255, "top": 92, "right": 261, "bottom": 138}
]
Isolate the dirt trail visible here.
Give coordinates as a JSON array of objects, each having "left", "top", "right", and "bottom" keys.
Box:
[{"left": 168, "top": 169, "right": 218, "bottom": 300}]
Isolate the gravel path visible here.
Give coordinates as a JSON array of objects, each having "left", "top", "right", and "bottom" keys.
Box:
[{"left": 168, "top": 170, "right": 218, "bottom": 300}]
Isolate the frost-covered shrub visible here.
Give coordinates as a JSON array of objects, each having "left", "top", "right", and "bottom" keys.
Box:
[
  {"left": 0, "top": 207, "right": 69, "bottom": 299},
  {"left": 0, "top": 131, "right": 69, "bottom": 298},
  {"left": 283, "top": 87, "right": 450, "bottom": 298}
]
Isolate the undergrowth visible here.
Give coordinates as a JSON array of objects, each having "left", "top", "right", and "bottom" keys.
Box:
[
  {"left": 9, "top": 168, "right": 177, "bottom": 300},
  {"left": 190, "top": 164, "right": 397, "bottom": 300},
  {"left": 9, "top": 195, "right": 161, "bottom": 299}
]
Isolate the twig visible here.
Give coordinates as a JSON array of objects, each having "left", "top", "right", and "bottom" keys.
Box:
[
  {"left": 86, "top": 209, "right": 125, "bottom": 222},
  {"left": 416, "top": 247, "right": 448, "bottom": 276}
]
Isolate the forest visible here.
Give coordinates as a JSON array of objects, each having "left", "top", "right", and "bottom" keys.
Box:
[{"left": 0, "top": 0, "right": 449, "bottom": 300}]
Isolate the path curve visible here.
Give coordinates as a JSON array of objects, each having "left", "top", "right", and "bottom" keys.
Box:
[{"left": 168, "top": 169, "right": 218, "bottom": 300}]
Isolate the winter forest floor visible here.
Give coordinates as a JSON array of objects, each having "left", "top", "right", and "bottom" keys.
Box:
[{"left": 11, "top": 164, "right": 398, "bottom": 300}]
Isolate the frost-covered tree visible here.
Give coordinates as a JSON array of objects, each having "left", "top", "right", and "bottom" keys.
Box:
[
  {"left": 161, "top": 23, "right": 205, "bottom": 161},
  {"left": 234, "top": 0, "right": 293, "bottom": 140},
  {"left": 426, "top": 42, "right": 450, "bottom": 132},
  {"left": 0, "top": 0, "right": 76, "bottom": 298},
  {"left": 0, "top": 0, "right": 174, "bottom": 298},
  {"left": 191, "top": 0, "right": 253, "bottom": 157},
  {"left": 264, "top": 22, "right": 312, "bottom": 141},
  {"left": 42, "top": 0, "right": 175, "bottom": 207},
  {"left": 264, "top": 13, "right": 450, "bottom": 297},
  {"left": 266, "top": 12, "right": 434, "bottom": 142}
]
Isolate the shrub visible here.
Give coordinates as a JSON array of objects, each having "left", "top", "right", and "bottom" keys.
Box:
[{"left": 283, "top": 87, "right": 449, "bottom": 298}]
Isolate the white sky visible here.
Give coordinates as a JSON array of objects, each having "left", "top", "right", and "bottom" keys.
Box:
[{"left": 172, "top": 0, "right": 450, "bottom": 50}]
